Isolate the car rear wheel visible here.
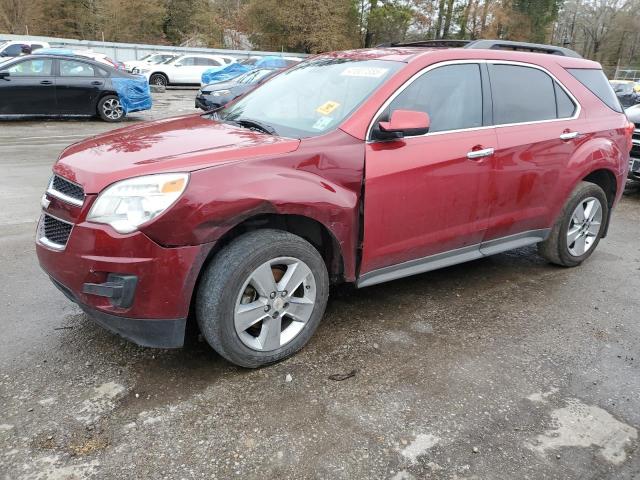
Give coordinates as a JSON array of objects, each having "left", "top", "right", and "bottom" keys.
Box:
[
  {"left": 538, "top": 181, "right": 609, "bottom": 267},
  {"left": 149, "top": 73, "right": 168, "bottom": 87},
  {"left": 97, "top": 95, "right": 125, "bottom": 122},
  {"left": 196, "top": 229, "right": 329, "bottom": 368}
]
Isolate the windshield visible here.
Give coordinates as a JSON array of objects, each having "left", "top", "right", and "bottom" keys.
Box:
[
  {"left": 612, "top": 82, "right": 633, "bottom": 94},
  {"left": 216, "top": 58, "right": 401, "bottom": 138}
]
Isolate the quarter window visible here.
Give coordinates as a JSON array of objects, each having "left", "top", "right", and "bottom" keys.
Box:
[
  {"left": 4, "top": 59, "right": 53, "bottom": 76},
  {"left": 384, "top": 63, "right": 483, "bottom": 133},
  {"left": 554, "top": 82, "right": 576, "bottom": 118},
  {"left": 568, "top": 68, "right": 622, "bottom": 113}
]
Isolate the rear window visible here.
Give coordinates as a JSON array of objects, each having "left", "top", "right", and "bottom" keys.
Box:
[{"left": 568, "top": 68, "right": 622, "bottom": 113}]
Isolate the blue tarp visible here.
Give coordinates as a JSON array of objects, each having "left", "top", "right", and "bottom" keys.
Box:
[
  {"left": 32, "top": 48, "right": 76, "bottom": 56},
  {"left": 111, "top": 77, "right": 152, "bottom": 113},
  {"left": 201, "top": 56, "right": 291, "bottom": 85}
]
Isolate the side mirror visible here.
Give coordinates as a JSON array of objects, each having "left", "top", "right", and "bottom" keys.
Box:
[
  {"left": 0, "top": 71, "right": 9, "bottom": 80},
  {"left": 375, "top": 109, "right": 430, "bottom": 140}
]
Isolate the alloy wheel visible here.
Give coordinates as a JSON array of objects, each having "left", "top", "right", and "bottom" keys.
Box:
[
  {"left": 102, "top": 98, "right": 124, "bottom": 120},
  {"left": 567, "top": 196, "right": 603, "bottom": 256},
  {"left": 234, "top": 257, "right": 316, "bottom": 351}
]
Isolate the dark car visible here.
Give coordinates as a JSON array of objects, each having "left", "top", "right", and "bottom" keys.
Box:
[
  {"left": 0, "top": 54, "right": 151, "bottom": 121},
  {"left": 626, "top": 104, "right": 640, "bottom": 181},
  {"left": 195, "top": 68, "right": 280, "bottom": 111},
  {"left": 610, "top": 80, "right": 640, "bottom": 108}
]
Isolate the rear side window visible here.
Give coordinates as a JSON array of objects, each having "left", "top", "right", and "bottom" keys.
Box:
[
  {"left": 490, "top": 64, "right": 558, "bottom": 124},
  {"left": 386, "top": 63, "right": 483, "bottom": 133},
  {"left": 59, "top": 60, "right": 96, "bottom": 77},
  {"left": 568, "top": 68, "right": 622, "bottom": 113}
]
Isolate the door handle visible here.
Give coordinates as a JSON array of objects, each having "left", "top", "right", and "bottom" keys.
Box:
[
  {"left": 40, "top": 80, "right": 53, "bottom": 85},
  {"left": 91, "top": 81, "right": 103, "bottom": 86},
  {"left": 466, "top": 147, "right": 495, "bottom": 160},
  {"left": 560, "top": 131, "right": 580, "bottom": 141}
]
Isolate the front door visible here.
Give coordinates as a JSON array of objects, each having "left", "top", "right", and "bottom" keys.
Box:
[
  {"left": 360, "top": 62, "right": 497, "bottom": 282},
  {"left": 0, "top": 58, "right": 55, "bottom": 114}
]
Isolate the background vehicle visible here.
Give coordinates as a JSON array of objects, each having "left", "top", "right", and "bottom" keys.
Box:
[
  {"left": 610, "top": 79, "right": 640, "bottom": 108},
  {"left": 34, "top": 48, "right": 124, "bottom": 70},
  {"left": 195, "top": 68, "right": 280, "bottom": 110},
  {"left": 140, "top": 54, "right": 236, "bottom": 86},
  {"left": 0, "top": 40, "right": 50, "bottom": 57},
  {"left": 36, "top": 41, "right": 630, "bottom": 368},
  {"left": 124, "top": 52, "right": 179, "bottom": 73},
  {"left": 201, "top": 55, "right": 301, "bottom": 85},
  {"left": 626, "top": 104, "right": 640, "bottom": 181},
  {"left": 0, "top": 53, "right": 151, "bottom": 121}
]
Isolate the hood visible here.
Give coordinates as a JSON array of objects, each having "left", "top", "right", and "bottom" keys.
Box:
[
  {"left": 202, "top": 79, "right": 239, "bottom": 91},
  {"left": 54, "top": 114, "right": 300, "bottom": 194}
]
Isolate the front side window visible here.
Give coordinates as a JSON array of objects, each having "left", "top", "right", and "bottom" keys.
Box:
[
  {"left": 381, "top": 63, "right": 483, "bottom": 134},
  {"left": 4, "top": 58, "right": 53, "bottom": 76},
  {"left": 217, "top": 58, "right": 401, "bottom": 138},
  {"left": 59, "top": 60, "right": 96, "bottom": 77}
]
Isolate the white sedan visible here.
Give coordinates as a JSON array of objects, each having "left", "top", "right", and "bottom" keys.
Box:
[
  {"left": 124, "top": 52, "right": 179, "bottom": 73},
  {"left": 139, "top": 54, "right": 236, "bottom": 86}
]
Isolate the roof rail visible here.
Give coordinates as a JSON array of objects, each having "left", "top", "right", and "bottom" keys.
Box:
[
  {"left": 377, "top": 40, "right": 471, "bottom": 49},
  {"left": 464, "top": 39, "right": 582, "bottom": 58},
  {"left": 377, "top": 38, "right": 581, "bottom": 58}
]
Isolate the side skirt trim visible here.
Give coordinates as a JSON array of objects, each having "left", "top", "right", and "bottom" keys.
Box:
[{"left": 356, "top": 229, "right": 550, "bottom": 288}]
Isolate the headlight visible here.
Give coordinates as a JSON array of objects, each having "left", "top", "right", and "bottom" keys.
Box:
[
  {"left": 87, "top": 173, "right": 189, "bottom": 234},
  {"left": 211, "top": 89, "right": 231, "bottom": 97}
]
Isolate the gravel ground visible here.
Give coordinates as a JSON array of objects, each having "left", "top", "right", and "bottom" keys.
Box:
[{"left": 1, "top": 92, "right": 639, "bottom": 479}]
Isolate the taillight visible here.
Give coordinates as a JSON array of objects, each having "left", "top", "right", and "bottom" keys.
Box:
[{"left": 625, "top": 120, "right": 635, "bottom": 151}]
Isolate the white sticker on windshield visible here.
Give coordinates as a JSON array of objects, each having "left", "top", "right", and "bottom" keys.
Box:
[
  {"left": 312, "top": 117, "right": 333, "bottom": 130},
  {"left": 341, "top": 67, "right": 389, "bottom": 78}
]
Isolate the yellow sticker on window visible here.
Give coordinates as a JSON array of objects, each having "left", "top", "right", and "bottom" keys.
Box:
[{"left": 316, "top": 101, "right": 340, "bottom": 115}]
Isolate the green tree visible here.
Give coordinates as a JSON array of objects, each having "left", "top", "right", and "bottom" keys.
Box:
[
  {"left": 246, "top": 0, "right": 359, "bottom": 53},
  {"left": 366, "top": 0, "right": 413, "bottom": 44}
]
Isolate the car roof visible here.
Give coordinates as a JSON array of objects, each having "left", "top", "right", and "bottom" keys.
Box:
[{"left": 320, "top": 46, "right": 601, "bottom": 69}]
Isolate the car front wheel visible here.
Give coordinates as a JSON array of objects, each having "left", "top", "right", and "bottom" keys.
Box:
[
  {"left": 538, "top": 181, "right": 609, "bottom": 267},
  {"left": 196, "top": 229, "right": 329, "bottom": 368}
]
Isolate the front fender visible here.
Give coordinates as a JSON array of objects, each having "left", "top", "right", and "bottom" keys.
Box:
[{"left": 141, "top": 129, "right": 366, "bottom": 280}]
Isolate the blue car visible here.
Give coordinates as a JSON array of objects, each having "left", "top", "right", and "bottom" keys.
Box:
[{"left": 201, "top": 55, "right": 302, "bottom": 86}]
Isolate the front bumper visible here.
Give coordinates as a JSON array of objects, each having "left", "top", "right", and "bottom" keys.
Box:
[
  {"left": 50, "top": 276, "right": 186, "bottom": 348},
  {"left": 195, "top": 93, "right": 217, "bottom": 111},
  {"left": 629, "top": 156, "right": 640, "bottom": 181},
  {"left": 37, "top": 214, "right": 212, "bottom": 348}
]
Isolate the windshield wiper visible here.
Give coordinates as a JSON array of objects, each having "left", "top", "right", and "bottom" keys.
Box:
[{"left": 235, "top": 118, "right": 276, "bottom": 135}]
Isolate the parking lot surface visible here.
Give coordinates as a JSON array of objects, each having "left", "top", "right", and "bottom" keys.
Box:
[{"left": 1, "top": 93, "right": 639, "bottom": 479}]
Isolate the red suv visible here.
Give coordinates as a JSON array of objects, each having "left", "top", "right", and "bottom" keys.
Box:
[{"left": 37, "top": 40, "right": 632, "bottom": 367}]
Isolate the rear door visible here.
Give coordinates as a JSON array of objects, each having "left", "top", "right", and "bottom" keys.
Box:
[
  {"left": 484, "top": 62, "right": 588, "bottom": 242},
  {"left": 0, "top": 58, "right": 55, "bottom": 114},
  {"left": 55, "top": 59, "right": 107, "bottom": 114}
]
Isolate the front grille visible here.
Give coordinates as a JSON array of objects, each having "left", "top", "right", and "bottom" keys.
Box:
[
  {"left": 38, "top": 214, "right": 73, "bottom": 250},
  {"left": 48, "top": 175, "right": 84, "bottom": 206}
]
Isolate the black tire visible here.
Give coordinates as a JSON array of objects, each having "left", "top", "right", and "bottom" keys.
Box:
[
  {"left": 97, "top": 95, "right": 125, "bottom": 122},
  {"left": 196, "top": 229, "right": 329, "bottom": 368},
  {"left": 149, "top": 73, "right": 168, "bottom": 87},
  {"left": 538, "top": 181, "right": 609, "bottom": 267}
]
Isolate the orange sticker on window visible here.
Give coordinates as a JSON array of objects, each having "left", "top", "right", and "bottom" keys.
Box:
[{"left": 316, "top": 101, "right": 340, "bottom": 115}]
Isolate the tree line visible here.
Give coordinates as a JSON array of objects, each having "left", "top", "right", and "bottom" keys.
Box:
[{"left": 1, "top": 0, "right": 639, "bottom": 66}]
